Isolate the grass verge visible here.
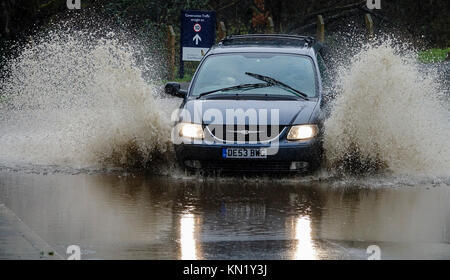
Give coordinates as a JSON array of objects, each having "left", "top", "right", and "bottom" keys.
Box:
[{"left": 418, "top": 48, "right": 450, "bottom": 63}]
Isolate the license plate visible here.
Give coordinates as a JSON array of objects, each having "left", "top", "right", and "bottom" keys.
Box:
[{"left": 222, "top": 148, "right": 267, "bottom": 159}]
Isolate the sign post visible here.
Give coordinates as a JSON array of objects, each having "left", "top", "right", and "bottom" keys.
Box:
[{"left": 179, "top": 10, "right": 216, "bottom": 78}]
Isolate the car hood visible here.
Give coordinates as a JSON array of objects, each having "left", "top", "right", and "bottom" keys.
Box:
[{"left": 181, "top": 99, "right": 318, "bottom": 125}]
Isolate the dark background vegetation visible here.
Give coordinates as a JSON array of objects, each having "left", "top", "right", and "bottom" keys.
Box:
[
  {"left": 1, "top": 0, "right": 448, "bottom": 44},
  {"left": 0, "top": 0, "right": 449, "bottom": 77}
]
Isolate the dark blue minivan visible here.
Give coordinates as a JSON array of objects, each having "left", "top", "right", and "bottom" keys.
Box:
[{"left": 165, "top": 34, "right": 328, "bottom": 172}]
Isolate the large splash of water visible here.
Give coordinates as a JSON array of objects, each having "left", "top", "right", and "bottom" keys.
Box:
[
  {"left": 324, "top": 42, "right": 449, "bottom": 177},
  {"left": 0, "top": 29, "right": 180, "bottom": 170}
]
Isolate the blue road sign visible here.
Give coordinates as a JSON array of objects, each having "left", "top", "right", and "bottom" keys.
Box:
[{"left": 180, "top": 10, "right": 216, "bottom": 62}]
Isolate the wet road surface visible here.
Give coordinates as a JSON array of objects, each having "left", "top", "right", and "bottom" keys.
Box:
[{"left": 0, "top": 170, "right": 449, "bottom": 259}]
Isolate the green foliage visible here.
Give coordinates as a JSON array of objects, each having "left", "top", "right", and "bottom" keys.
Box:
[
  {"left": 418, "top": 48, "right": 450, "bottom": 63},
  {"left": 160, "top": 74, "right": 193, "bottom": 85}
]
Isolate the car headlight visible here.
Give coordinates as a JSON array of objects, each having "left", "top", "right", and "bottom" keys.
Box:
[
  {"left": 287, "top": 124, "right": 319, "bottom": 140},
  {"left": 179, "top": 123, "right": 204, "bottom": 139}
]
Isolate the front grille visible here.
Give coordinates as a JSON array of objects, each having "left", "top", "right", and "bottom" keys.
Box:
[
  {"left": 201, "top": 160, "right": 292, "bottom": 172},
  {"left": 205, "top": 124, "right": 286, "bottom": 143}
]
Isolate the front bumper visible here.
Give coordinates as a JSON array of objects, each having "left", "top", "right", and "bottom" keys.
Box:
[{"left": 174, "top": 138, "right": 322, "bottom": 172}]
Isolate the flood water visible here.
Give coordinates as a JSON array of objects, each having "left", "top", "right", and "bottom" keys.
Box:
[{"left": 1, "top": 170, "right": 449, "bottom": 260}]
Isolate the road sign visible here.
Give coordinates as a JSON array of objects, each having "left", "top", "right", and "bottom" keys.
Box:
[{"left": 180, "top": 10, "right": 216, "bottom": 62}]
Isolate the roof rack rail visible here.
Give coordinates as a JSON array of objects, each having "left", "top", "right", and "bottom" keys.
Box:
[{"left": 219, "top": 34, "right": 316, "bottom": 47}]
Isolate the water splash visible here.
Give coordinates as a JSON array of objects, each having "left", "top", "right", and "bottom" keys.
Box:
[
  {"left": 324, "top": 42, "right": 450, "bottom": 177},
  {"left": 0, "top": 28, "right": 180, "bottom": 170},
  {"left": 1, "top": 25, "right": 448, "bottom": 180}
]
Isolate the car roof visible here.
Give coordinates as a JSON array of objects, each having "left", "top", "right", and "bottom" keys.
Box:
[{"left": 207, "top": 34, "right": 321, "bottom": 57}]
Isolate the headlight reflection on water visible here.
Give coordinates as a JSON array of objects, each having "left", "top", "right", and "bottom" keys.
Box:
[
  {"left": 291, "top": 216, "right": 317, "bottom": 260},
  {"left": 179, "top": 205, "right": 317, "bottom": 260},
  {"left": 179, "top": 209, "right": 201, "bottom": 260}
]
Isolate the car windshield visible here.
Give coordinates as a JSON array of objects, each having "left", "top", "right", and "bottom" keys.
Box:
[{"left": 190, "top": 53, "right": 317, "bottom": 98}]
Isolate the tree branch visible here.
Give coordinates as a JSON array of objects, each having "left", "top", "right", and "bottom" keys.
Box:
[{"left": 301, "top": 1, "right": 366, "bottom": 23}]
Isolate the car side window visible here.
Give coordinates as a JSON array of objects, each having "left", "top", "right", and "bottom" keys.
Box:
[{"left": 316, "top": 53, "right": 330, "bottom": 88}]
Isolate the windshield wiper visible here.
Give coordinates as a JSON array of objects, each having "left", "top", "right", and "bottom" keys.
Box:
[
  {"left": 196, "top": 82, "right": 271, "bottom": 99},
  {"left": 245, "top": 72, "right": 310, "bottom": 100}
]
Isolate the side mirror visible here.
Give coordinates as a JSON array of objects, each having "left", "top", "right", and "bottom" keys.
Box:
[{"left": 165, "top": 82, "right": 187, "bottom": 98}]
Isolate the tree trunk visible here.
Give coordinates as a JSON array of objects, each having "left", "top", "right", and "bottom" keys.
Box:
[{"left": 0, "top": 0, "right": 12, "bottom": 38}]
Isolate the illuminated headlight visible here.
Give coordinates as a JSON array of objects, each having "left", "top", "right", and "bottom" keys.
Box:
[
  {"left": 287, "top": 124, "right": 319, "bottom": 140},
  {"left": 179, "top": 123, "right": 204, "bottom": 139}
]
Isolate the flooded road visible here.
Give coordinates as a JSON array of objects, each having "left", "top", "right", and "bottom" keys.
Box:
[{"left": 1, "top": 170, "right": 449, "bottom": 259}]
